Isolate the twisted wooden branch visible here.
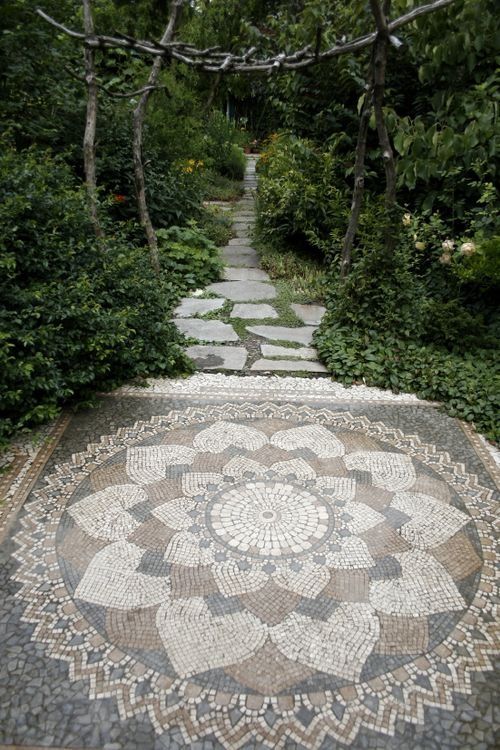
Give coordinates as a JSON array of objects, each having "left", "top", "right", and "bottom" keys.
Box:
[{"left": 36, "top": 0, "right": 457, "bottom": 74}]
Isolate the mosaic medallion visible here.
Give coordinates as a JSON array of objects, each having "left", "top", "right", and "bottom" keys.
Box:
[{"left": 13, "top": 404, "right": 498, "bottom": 748}]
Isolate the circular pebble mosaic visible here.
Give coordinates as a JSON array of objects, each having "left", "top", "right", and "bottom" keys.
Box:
[{"left": 13, "top": 403, "right": 498, "bottom": 748}]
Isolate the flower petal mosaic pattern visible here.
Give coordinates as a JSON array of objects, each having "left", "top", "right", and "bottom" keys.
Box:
[{"left": 11, "top": 403, "right": 499, "bottom": 749}]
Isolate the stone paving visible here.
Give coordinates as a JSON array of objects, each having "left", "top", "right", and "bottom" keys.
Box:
[
  {"left": 173, "top": 155, "right": 328, "bottom": 375},
  {"left": 0, "top": 375, "right": 498, "bottom": 749},
  {"left": 0, "top": 156, "right": 498, "bottom": 750}
]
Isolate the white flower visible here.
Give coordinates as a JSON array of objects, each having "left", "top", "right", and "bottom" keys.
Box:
[
  {"left": 460, "top": 241, "right": 476, "bottom": 256},
  {"left": 442, "top": 239, "right": 455, "bottom": 252},
  {"left": 402, "top": 213, "right": 412, "bottom": 227},
  {"left": 439, "top": 252, "right": 452, "bottom": 265},
  {"left": 415, "top": 241, "right": 426, "bottom": 251}
]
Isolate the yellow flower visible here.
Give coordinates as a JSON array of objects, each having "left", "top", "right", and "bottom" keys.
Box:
[
  {"left": 415, "top": 241, "right": 426, "bottom": 251},
  {"left": 402, "top": 213, "right": 412, "bottom": 227}
]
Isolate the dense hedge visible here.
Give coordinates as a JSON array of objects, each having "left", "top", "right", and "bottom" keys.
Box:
[{"left": 0, "top": 147, "right": 193, "bottom": 445}]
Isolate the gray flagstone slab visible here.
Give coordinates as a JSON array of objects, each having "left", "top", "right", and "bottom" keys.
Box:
[
  {"left": 186, "top": 345, "right": 247, "bottom": 370},
  {"left": 231, "top": 303, "right": 278, "bottom": 319},
  {"left": 250, "top": 359, "right": 328, "bottom": 373},
  {"left": 228, "top": 238, "right": 254, "bottom": 246},
  {"left": 207, "top": 280, "right": 277, "bottom": 301},
  {"left": 246, "top": 325, "right": 317, "bottom": 345},
  {"left": 261, "top": 344, "right": 318, "bottom": 360},
  {"left": 291, "top": 303, "right": 327, "bottom": 326},
  {"left": 174, "top": 298, "right": 225, "bottom": 318},
  {"left": 174, "top": 319, "right": 239, "bottom": 342},
  {"left": 223, "top": 267, "right": 271, "bottom": 282},
  {"left": 221, "top": 250, "right": 260, "bottom": 268}
]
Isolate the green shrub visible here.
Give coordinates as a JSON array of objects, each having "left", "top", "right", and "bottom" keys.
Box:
[
  {"left": 0, "top": 146, "right": 191, "bottom": 446},
  {"left": 199, "top": 208, "right": 233, "bottom": 247},
  {"left": 157, "top": 223, "right": 222, "bottom": 291},
  {"left": 315, "top": 324, "right": 500, "bottom": 443},
  {"left": 203, "top": 111, "right": 247, "bottom": 179},
  {"left": 222, "top": 143, "right": 246, "bottom": 180},
  {"left": 256, "top": 133, "right": 349, "bottom": 254}
]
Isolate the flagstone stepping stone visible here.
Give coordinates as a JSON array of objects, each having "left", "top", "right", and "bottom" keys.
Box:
[
  {"left": 231, "top": 303, "right": 278, "bottom": 319},
  {"left": 228, "top": 238, "right": 254, "bottom": 246},
  {"left": 221, "top": 250, "right": 261, "bottom": 268},
  {"left": 291, "top": 304, "right": 327, "bottom": 326},
  {"left": 207, "top": 281, "right": 277, "bottom": 301},
  {"left": 246, "top": 326, "right": 317, "bottom": 345},
  {"left": 174, "top": 319, "right": 239, "bottom": 342},
  {"left": 261, "top": 344, "right": 318, "bottom": 360},
  {"left": 174, "top": 298, "right": 225, "bottom": 318},
  {"left": 224, "top": 268, "right": 271, "bottom": 282},
  {"left": 250, "top": 359, "right": 328, "bottom": 373},
  {"left": 186, "top": 345, "right": 247, "bottom": 370}
]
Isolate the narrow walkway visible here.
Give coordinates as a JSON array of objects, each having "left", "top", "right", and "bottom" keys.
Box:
[{"left": 174, "top": 155, "right": 327, "bottom": 373}]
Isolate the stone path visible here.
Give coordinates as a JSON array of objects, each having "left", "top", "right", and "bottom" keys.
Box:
[
  {"left": 174, "top": 155, "right": 328, "bottom": 374},
  {"left": 1, "top": 158, "right": 499, "bottom": 750}
]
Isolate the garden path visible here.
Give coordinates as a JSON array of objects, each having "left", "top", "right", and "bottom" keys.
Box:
[
  {"left": 0, "top": 161, "right": 498, "bottom": 750},
  {"left": 173, "top": 156, "right": 328, "bottom": 373}
]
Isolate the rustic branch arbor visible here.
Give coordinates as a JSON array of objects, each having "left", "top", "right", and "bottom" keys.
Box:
[{"left": 37, "top": 0, "right": 457, "bottom": 277}]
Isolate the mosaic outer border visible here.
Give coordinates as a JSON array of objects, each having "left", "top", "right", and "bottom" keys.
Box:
[
  {"left": 0, "top": 414, "right": 71, "bottom": 544},
  {"left": 12, "top": 403, "right": 499, "bottom": 749}
]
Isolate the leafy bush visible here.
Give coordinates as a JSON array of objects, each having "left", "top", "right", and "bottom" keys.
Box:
[
  {"left": 203, "top": 111, "right": 247, "bottom": 179},
  {"left": 198, "top": 207, "right": 233, "bottom": 247},
  {"left": 157, "top": 223, "right": 222, "bottom": 291},
  {"left": 316, "top": 214, "right": 500, "bottom": 442},
  {"left": 315, "top": 325, "right": 500, "bottom": 443},
  {"left": 0, "top": 146, "right": 191, "bottom": 445},
  {"left": 256, "top": 133, "right": 349, "bottom": 254}
]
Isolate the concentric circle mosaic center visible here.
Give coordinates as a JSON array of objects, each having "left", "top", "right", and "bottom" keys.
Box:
[{"left": 208, "top": 481, "right": 331, "bottom": 556}]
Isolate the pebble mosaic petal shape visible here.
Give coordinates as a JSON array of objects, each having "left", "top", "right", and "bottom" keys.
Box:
[
  {"left": 11, "top": 403, "right": 499, "bottom": 749},
  {"left": 193, "top": 420, "right": 268, "bottom": 452},
  {"left": 126, "top": 445, "right": 196, "bottom": 483},
  {"left": 392, "top": 491, "right": 470, "bottom": 549},
  {"left": 75, "top": 540, "right": 170, "bottom": 609},
  {"left": 270, "top": 603, "right": 380, "bottom": 681},
  {"left": 67, "top": 484, "right": 147, "bottom": 541},
  {"left": 156, "top": 598, "right": 268, "bottom": 677},
  {"left": 271, "top": 424, "right": 345, "bottom": 457},
  {"left": 369, "top": 550, "right": 466, "bottom": 616},
  {"left": 344, "top": 451, "right": 416, "bottom": 491}
]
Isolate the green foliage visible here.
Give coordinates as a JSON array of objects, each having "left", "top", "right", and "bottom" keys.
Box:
[
  {"left": 203, "top": 112, "right": 247, "bottom": 179},
  {"left": 315, "top": 325, "right": 500, "bottom": 443},
  {"left": 316, "top": 211, "right": 500, "bottom": 442},
  {"left": 257, "top": 133, "right": 349, "bottom": 254},
  {"left": 156, "top": 224, "right": 222, "bottom": 291},
  {"left": 198, "top": 208, "right": 234, "bottom": 247},
  {"left": 0, "top": 146, "right": 191, "bottom": 446},
  {"left": 203, "top": 173, "right": 245, "bottom": 202},
  {"left": 390, "top": 0, "right": 499, "bottom": 219}
]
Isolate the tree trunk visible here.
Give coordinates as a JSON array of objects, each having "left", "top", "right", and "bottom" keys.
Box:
[
  {"left": 132, "top": 0, "right": 183, "bottom": 275},
  {"left": 340, "top": 65, "right": 374, "bottom": 279},
  {"left": 205, "top": 71, "right": 222, "bottom": 111},
  {"left": 82, "top": 0, "right": 103, "bottom": 239},
  {"left": 370, "top": 0, "right": 398, "bottom": 251}
]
